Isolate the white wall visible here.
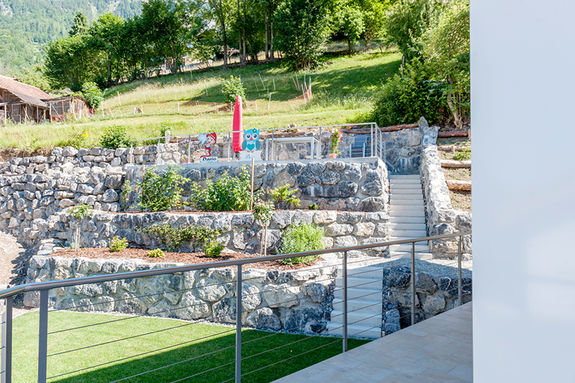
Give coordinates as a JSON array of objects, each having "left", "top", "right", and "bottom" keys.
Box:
[{"left": 472, "top": 0, "right": 575, "bottom": 381}]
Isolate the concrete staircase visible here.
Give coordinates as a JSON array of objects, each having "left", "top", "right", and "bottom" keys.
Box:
[{"left": 325, "top": 174, "right": 429, "bottom": 339}]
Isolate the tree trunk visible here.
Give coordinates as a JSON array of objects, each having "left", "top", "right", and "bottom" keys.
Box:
[
  {"left": 447, "top": 180, "right": 472, "bottom": 191},
  {"left": 265, "top": 11, "right": 270, "bottom": 60},
  {"left": 270, "top": 19, "right": 275, "bottom": 60}
]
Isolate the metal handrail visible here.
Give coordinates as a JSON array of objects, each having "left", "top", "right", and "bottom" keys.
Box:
[{"left": 0, "top": 232, "right": 468, "bottom": 300}]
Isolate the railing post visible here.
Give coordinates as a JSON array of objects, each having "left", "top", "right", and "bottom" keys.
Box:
[
  {"left": 411, "top": 242, "right": 416, "bottom": 326},
  {"left": 235, "top": 264, "right": 243, "bottom": 383},
  {"left": 37, "top": 290, "right": 49, "bottom": 383},
  {"left": 1, "top": 297, "right": 13, "bottom": 383},
  {"left": 342, "top": 251, "right": 348, "bottom": 352},
  {"left": 458, "top": 235, "right": 463, "bottom": 306}
]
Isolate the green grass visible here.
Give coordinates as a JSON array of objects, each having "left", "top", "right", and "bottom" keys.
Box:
[
  {"left": 10, "top": 311, "right": 367, "bottom": 383},
  {"left": 0, "top": 52, "right": 401, "bottom": 152}
]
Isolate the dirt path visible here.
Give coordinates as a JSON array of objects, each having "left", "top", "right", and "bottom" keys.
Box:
[{"left": 0, "top": 232, "right": 24, "bottom": 288}]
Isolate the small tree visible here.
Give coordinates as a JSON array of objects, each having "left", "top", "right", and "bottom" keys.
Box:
[
  {"left": 221, "top": 76, "right": 246, "bottom": 104},
  {"left": 253, "top": 200, "right": 274, "bottom": 256},
  {"left": 81, "top": 82, "right": 104, "bottom": 109},
  {"left": 69, "top": 204, "right": 92, "bottom": 250},
  {"left": 100, "top": 126, "right": 132, "bottom": 149}
]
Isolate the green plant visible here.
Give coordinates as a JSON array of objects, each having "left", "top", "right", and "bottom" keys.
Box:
[
  {"left": 144, "top": 224, "right": 220, "bottom": 251},
  {"left": 453, "top": 148, "right": 471, "bottom": 161},
  {"left": 69, "top": 204, "right": 92, "bottom": 220},
  {"left": 57, "top": 127, "right": 89, "bottom": 149},
  {"left": 68, "top": 204, "right": 92, "bottom": 250},
  {"left": 100, "top": 126, "right": 132, "bottom": 149},
  {"left": 81, "top": 82, "right": 104, "bottom": 109},
  {"left": 279, "top": 224, "right": 325, "bottom": 265},
  {"left": 253, "top": 200, "right": 275, "bottom": 256},
  {"left": 147, "top": 249, "right": 166, "bottom": 258},
  {"left": 138, "top": 167, "right": 187, "bottom": 212},
  {"left": 329, "top": 129, "right": 342, "bottom": 154},
  {"left": 189, "top": 168, "right": 251, "bottom": 212},
  {"left": 120, "top": 180, "right": 132, "bottom": 210},
  {"left": 308, "top": 203, "right": 319, "bottom": 210},
  {"left": 221, "top": 76, "right": 246, "bottom": 104},
  {"left": 270, "top": 185, "right": 301, "bottom": 209},
  {"left": 109, "top": 236, "right": 128, "bottom": 252},
  {"left": 204, "top": 240, "right": 224, "bottom": 258},
  {"left": 372, "top": 60, "right": 446, "bottom": 127}
]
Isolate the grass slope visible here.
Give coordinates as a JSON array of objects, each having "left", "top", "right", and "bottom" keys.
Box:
[
  {"left": 0, "top": 52, "right": 401, "bottom": 152},
  {"left": 10, "top": 311, "right": 367, "bottom": 383}
]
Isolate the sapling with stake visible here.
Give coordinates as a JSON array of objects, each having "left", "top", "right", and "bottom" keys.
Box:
[
  {"left": 253, "top": 200, "right": 274, "bottom": 256},
  {"left": 69, "top": 204, "right": 92, "bottom": 250}
]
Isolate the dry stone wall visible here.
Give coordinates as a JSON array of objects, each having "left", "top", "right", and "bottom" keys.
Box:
[
  {"left": 25, "top": 246, "right": 339, "bottom": 334},
  {"left": 50, "top": 210, "right": 390, "bottom": 256}
]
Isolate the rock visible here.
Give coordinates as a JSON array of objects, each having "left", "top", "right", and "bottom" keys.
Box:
[
  {"left": 262, "top": 284, "right": 299, "bottom": 308},
  {"left": 242, "top": 283, "right": 262, "bottom": 311},
  {"left": 175, "top": 292, "right": 211, "bottom": 320},
  {"left": 416, "top": 272, "right": 437, "bottom": 294},
  {"left": 305, "top": 283, "right": 327, "bottom": 303},
  {"left": 246, "top": 307, "right": 281, "bottom": 330},
  {"left": 194, "top": 278, "right": 228, "bottom": 302},
  {"left": 422, "top": 293, "right": 445, "bottom": 315},
  {"left": 102, "top": 189, "right": 119, "bottom": 203}
]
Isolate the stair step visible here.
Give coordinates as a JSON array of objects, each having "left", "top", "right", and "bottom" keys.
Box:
[
  {"left": 332, "top": 298, "right": 381, "bottom": 313},
  {"left": 388, "top": 216, "right": 426, "bottom": 224},
  {"left": 390, "top": 243, "right": 429, "bottom": 252},
  {"left": 325, "top": 323, "right": 381, "bottom": 339},
  {"left": 389, "top": 222, "right": 427, "bottom": 230},
  {"left": 390, "top": 201, "right": 424, "bottom": 208},
  {"left": 390, "top": 237, "right": 429, "bottom": 244},
  {"left": 389, "top": 229, "right": 428, "bottom": 237},
  {"left": 390, "top": 174, "right": 420, "bottom": 178},
  {"left": 329, "top": 310, "right": 382, "bottom": 328},
  {"left": 390, "top": 193, "right": 424, "bottom": 200},
  {"left": 347, "top": 266, "right": 385, "bottom": 279},
  {"left": 335, "top": 277, "right": 381, "bottom": 290},
  {"left": 334, "top": 286, "right": 381, "bottom": 300}
]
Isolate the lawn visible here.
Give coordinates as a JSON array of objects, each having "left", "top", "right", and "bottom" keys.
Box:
[
  {"left": 9, "top": 311, "right": 367, "bottom": 383},
  {"left": 0, "top": 52, "right": 401, "bottom": 152}
]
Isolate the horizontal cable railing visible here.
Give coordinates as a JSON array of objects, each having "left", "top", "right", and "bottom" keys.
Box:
[{"left": 0, "top": 232, "right": 471, "bottom": 383}]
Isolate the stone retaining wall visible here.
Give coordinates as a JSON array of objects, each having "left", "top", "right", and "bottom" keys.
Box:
[
  {"left": 24, "top": 247, "right": 338, "bottom": 334},
  {"left": 419, "top": 120, "right": 471, "bottom": 258},
  {"left": 50, "top": 210, "right": 390, "bottom": 256},
  {"left": 125, "top": 158, "right": 389, "bottom": 212}
]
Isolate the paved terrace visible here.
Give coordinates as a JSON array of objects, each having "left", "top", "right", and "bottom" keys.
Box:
[{"left": 274, "top": 303, "right": 473, "bottom": 383}]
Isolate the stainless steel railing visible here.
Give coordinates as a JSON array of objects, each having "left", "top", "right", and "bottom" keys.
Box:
[{"left": 0, "top": 232, "right": 470, "bottom": 383}]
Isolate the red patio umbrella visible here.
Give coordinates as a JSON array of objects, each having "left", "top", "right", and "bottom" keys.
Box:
[{"left": 232, "top": 95, "right": 243, "bottom": 152}]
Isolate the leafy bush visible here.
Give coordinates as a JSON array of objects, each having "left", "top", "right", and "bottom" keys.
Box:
[
  {"left": 372, "top": 61, "right": 446, "bottom": 127},
  {"left": 120, "top": 180, "right": 132, "bottom": 210},
  {"left": 221, "top": 76, "right": 246, "bottom": 104},
  {"left": 147, "top": 249, "right": 166, "bottom": 258},
  {"left": 100, "top": 126, "right": 132, "bottom": 149},
  {"left": 189, "top": 168, "right": 251, "bottom": 212},
  {"left": 329, "top": 129, "right": 342, "bottom": 154},
  {"left": 453, "top": 148, "right": 471, "bottom": 161},
  {"left": 57, "top": 127, "right": 89, "bottom": 149},
  {"left": 270, "top": 185, "right": 300, "bottom": 209},
  {"left": 81, "top": 82, "right": 104, "bottom": 109},
  {"left": 69, "top": 204, "right": 92, "bottom": 220},
  {"left": 109, "top": 236, "right": 128, "bottom": 252},
  {"left": 144, "top": 224, "right": 220, "bottom": 251},
  {"left": 279, "top": 224, "right": 325, "bottom": 265},
  {"left": 308, "top": 203, "right": 319, "bottom": 210},
  {"left": 204, "top": 241, "right": 224, "bottom": 258},
  {"left": 139, "top": 167, "right": 187, "bottom": 212}
]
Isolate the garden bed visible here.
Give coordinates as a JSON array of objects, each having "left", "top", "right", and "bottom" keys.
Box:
[{"left": 53, "top": 248, "right": 320, "bottom": 270}]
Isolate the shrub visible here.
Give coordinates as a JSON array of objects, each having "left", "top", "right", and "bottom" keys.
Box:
[
  {"left": 189, "top": 168, "right": 251, "bottom": 212},
  {"left": 69, "top": 204, "right": 92, "bottom": 220},
  {"left": 221, "top": 76, "right": 246, "bottom": 104},
  {"left": 109, "top": 236, "right": 128, "bottom": 252},
  {"left": 270, "top": 185, "right": 300, "bottom": 209},
  {"left": 308, "top": 203, "right": 319, "bottom": 210},
  {"left": 144, "top": 224, "right": 220, "bottom": 251},
  {"left": 57, "top": 127, "right": 89, "bottom": 149},
  {"left": 147, "top": 249, "right": 166, "bottom": 258},
  {"left": 100, "top": 126, "right": 132, "bottom": 149},
  {"left": 329, "top": 129, "right": 342, "bottom": 154},
  {"left": 204, "top": 240, "right": 224, "bottom": 258},
  {"left": 253, "top": 200, "right": 275, "bottom": 256},
  {"left": 120, "top": 180, "right": 132, "bottom": 210},
  {"left": 138, "top": 167, "right": 187, "bottom": 212},
  {"left": 81, "top": 82, "right": 104, "bottom": 109},
  {"left": 453, "top": 148, "right": 471, "bottom": 161},
  {"left": 372, "top": 60, "right": 446, "bottom": 127},
  {"left": 279, "top": 224, "right": 325, "bottom": 265}
]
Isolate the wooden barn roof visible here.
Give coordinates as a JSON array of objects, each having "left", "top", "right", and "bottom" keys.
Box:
[{"left": 0, "top": 75, "right": 51, "bottom": 108}]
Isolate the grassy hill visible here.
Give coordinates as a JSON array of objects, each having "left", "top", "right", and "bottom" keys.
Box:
[{"left": 0, "top": 51, "right": 401, "bottom": 153}]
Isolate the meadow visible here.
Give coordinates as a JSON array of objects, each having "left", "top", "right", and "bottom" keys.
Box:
[{"left": 0, "top": 52, "right": 401, "bottom": 152}]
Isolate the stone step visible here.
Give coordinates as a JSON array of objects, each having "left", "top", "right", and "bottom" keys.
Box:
[
  {"left": 389, "top": 229, "right": 428, "bottom": 237},
  {"left": 390, "top": 237, "right": 429, "bottom": 246},
  {"left": 329, "top": 310, "right": 382, "bottom": 328},
  {"left": 389, "top": 223, "right": 427, "bottom": 231},
  {"left": 390, "top": 211, "right": 426, "bottom": 218},
  {"left": 390, "top": 243, "right": 430, "bottom": 252},
  {"left": 325, "top": 323, "right": 381, "bottom": 339},
  {"left": 334, "top": 286, "right": 381, "bottom": 300},
  {"left": 335, "top": 277, "right": 381, "bottom": 290},
  {"left": 390, "top": 193, "right": 423, "bottom": 202},
  {"left": 389, "top": 178, "right": 421, "bottom": 183},
  {"left": 390, "top": 201, "right": 424, "bottom": 208},
  {"left": 347, "top": 266, "right": 386, "bottom": 279},
  {"left": 332, "top": 298, "right": 381, "bottom": 313},
  {"left": 388, "top": 216, "right": 426, "bottom": 224}
]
